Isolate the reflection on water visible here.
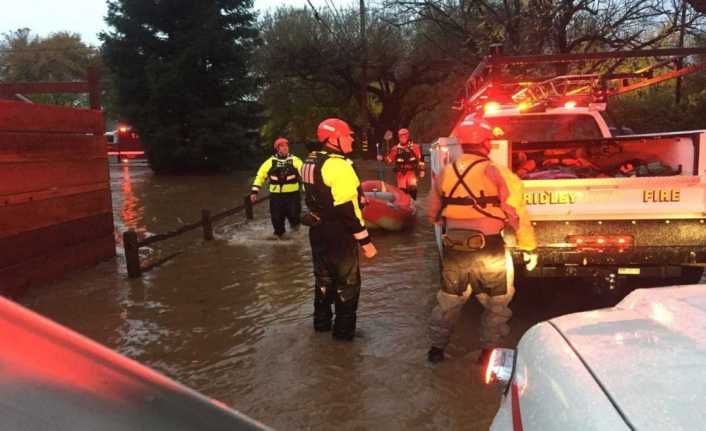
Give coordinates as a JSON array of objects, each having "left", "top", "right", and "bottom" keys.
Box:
[
  {"left": 119, "top": 162, "right": 144, "bottom": 234},
  {"left": 18, "top": 159, "right": 623, "bottom": 430}
]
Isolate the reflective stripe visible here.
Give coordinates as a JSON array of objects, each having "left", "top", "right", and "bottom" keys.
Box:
[
  {"left": 353, "top": 230, "right": 369, "bottom": 240},
  {"left": 302, "top": 162, "right": 316, "bottom": 184},
  {"left": 286, "top": 175, "right": 297, "bottom": 180}
]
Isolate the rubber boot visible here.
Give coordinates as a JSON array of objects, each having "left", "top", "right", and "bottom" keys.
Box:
[{"left": 313, "top": 289, "right": 333, "bottom": 332}]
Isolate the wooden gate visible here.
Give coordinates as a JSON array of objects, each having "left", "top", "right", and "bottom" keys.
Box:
[{"left": 0, "top": 100, "right": 115, "bottom": 296}]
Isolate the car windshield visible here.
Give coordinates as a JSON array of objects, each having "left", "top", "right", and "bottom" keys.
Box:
[{"left": 486, "top": 114, "right": 603, "bottom": 142}]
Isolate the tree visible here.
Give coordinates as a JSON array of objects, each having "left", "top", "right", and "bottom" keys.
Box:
[
  {"left": 256, "top": 6, "right": 470, "bottom": 149},
  {"left": 0, "top": 28, "right": 100, "bottom": 107},
  {"left": 687, "top": 0, "right": 706, "bottom": 14},
  {"left": 382, "top": 0, "right": 705, "bottom": 134},
  {"left": 101, "top": 0, "right": 261, "bottom": 173},
  {"left": 384, "top": 0, "right": 701, "bottom": 55}
]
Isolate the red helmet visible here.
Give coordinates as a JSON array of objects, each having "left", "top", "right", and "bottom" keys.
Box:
[
  {"left": 317, "top": 118, "right": 353, "bottom": 144},
  {"left": 398, "top": 128, "right": 409, "bottom": 136},
  {"left": 273, "top": 137, "right": 289, "bottom": 150},
  {"left": 455, "top": 116, "right": 497, "bottom": 150}
]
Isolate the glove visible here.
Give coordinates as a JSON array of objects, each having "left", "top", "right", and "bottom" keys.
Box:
[
  {"left": 249, "top": 193, "right": 258, "bottom": 203},
  {"left": 419, "top": 170, "right": 426, "bottom": 178},
  {"left": 362, "top": 242, "right": 377, "bottom": 259},
  {"left": 523, "top": 251, "right": 538, "bottom": 272},
  {"left": 376, "top": 155, "right": 383, "bottom": 161}
]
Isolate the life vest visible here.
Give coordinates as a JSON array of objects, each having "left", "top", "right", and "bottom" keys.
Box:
[
  {"left": 439, "top": 152, "right": 506, "bottom": 222},
  {"left": 302, "top": 151, "right": 337, "bottom": 215},
  {"left": 393, "top": 144, "right": 419, "bottom": 172},
  {"left": 268, "top": 156, "right": 300, "bottom": 188}
]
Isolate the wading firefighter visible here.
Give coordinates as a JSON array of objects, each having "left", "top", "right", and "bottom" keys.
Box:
[
  {"left": 382, "top": 128, "right": 425, "bottom": 199},
  {"left": 427, "top": 117, "right": 537, "bottom": 364},
  {"left": 251, "top": 137, "right": 303, "bottom": 239},
  {"left": 301, "top": 118, "right": 378, "bottom": 341}
]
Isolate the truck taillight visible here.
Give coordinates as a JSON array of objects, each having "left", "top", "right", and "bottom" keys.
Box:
[{"left": 568, "top": 234, "right": 634, "bottom": 250}]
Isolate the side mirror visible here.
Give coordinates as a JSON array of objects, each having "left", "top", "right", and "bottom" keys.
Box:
[{"left": 483, "top": 348, "right": 516, "bottom": 386}]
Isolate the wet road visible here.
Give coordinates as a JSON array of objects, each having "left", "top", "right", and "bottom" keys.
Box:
[{"left": 18, "top": 159, "right": 687, "bottom": 430}]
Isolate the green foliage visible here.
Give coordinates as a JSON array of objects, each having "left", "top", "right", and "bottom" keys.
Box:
[
  {"left": 256, "top": 6, "right": 470, "bottom": 150},
  {"left": 101, "top": 0, "right": 262, "bottom": 173},
  {"left": 256, "top": 1, "right": 704, "bottom": 157},
  {"left": 608, "top": 75, "right": 706, "bottom": 133},
  {"left": 0, "top": 28, "right": 100, "bottom": 107}
]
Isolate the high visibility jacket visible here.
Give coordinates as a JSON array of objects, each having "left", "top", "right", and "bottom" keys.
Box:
[
  {"left": 252, "top": 155, "right": 303, "bottom": 194},
  {"left": 430, "top": 152, "right": 537, "bottom": 251},
  {"left": 302, "top": 150, "right": 370, "bottom": 243}
]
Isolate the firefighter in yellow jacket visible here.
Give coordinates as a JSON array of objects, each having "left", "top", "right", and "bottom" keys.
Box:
[
  {"left": 426, "top": 116, "right": 538, "bottom": 363},
  {"left": 251, "top": 137, "right": 303, "bottom": 238},
  {"left": 301, "top": 118, "right": 377, "bottom": 341}
]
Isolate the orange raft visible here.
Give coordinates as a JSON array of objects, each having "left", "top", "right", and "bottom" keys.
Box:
[{"left": 361, "top": 180, "right": 416, "bottom": 231}]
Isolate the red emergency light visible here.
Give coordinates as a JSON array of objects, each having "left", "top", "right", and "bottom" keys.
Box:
[
  {"left": 484, "top": 102, "right": 501, "bottom": 114},
  {"left": 568, "top": 234, "right": 634, "bottom": 250}
]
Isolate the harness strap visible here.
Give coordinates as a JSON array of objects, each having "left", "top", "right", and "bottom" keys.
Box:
[{"left": 436, "top": 158, "right": 507, "bottom": 222}]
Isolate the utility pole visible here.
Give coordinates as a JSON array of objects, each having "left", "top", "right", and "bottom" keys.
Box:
[
  {"left": 359, "top": 0, "right": 368, "bottom": 158},
  {"left": 676, "top": 1, "right": 688, "bottom": 105}
]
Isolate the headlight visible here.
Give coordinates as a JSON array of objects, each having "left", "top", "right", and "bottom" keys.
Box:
[{"left": 483, "top": 348, "right": 516, "bottom": 386}]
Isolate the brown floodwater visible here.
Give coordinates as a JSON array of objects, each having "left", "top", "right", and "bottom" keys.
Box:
[{"left": 18, "top": 158, "right": 677, "bottom": 430}]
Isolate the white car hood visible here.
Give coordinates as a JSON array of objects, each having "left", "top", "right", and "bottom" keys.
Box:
[{"left": 550, "top": 284, "right": 706, "bottom": 431}]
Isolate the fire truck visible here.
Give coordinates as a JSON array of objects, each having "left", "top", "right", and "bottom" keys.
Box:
[
  {"left": 105, "top": 124, "right": 145, "bottom": 160},
  {"left": 430, "top": 47, "right": 706, "bottom": 289}
]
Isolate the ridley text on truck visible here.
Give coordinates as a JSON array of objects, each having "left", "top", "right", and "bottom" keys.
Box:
[{"left": 430, "top": 46, "right": 706, "bottom": 291}]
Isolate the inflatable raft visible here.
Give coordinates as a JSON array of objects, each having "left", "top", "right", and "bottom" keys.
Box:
[{"left": 361, "top": 180, "right": 416, "bottom": 231}]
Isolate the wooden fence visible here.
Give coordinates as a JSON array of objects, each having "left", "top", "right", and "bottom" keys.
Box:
[
  {"left": 123, "top": 195, "right": 269, "bottom": 278},
  {"left": 0, "top": 100, "right": 114, "bottom": 296}
]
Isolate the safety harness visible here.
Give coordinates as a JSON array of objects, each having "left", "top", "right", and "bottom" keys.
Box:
[
  {"left": 267, "top": 156, "right": 300, "bottom": 190},
  {"left": 437, "top": 156, "right": 506, "bottom": 222},
  {"left": 393, "top": 144, "right": 419, "bottom": 172},
  {"left": 302, "top": 151, "right": 336, "bottom": 215}
]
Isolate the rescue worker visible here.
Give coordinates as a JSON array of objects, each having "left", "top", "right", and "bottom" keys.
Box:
[
  {"left": 426, "top": 116, "right": 538, "bottom": 364},
  {"left": 379, "top": 128, "right": 425, "bottom": 199},
  {"left": 250, "top": 137, "right": 303, "bottom": 239},
  {"left": 301, "top": 118, "right": 378, "bottom": 341}
]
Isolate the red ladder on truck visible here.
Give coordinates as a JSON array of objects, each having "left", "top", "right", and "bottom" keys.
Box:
[{"left": 459, "top": 46, "right": 706, "bottom": 114}]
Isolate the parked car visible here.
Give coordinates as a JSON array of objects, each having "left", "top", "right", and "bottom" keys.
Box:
[
  {"left": 486, "top": 283, "right": 706, "bottom": 431},
  {"left": 0, "top": 296, "right": 270, "bottom": 431}
]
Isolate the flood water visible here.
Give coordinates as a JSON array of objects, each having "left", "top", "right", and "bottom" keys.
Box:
[{"left": 17, "top": 158, "right": 682, "bottom": 430}]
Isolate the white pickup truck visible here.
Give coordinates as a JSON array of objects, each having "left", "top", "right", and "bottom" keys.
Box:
[{"left": 430, "top": 105, "right": 706, "bottom": 289}]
